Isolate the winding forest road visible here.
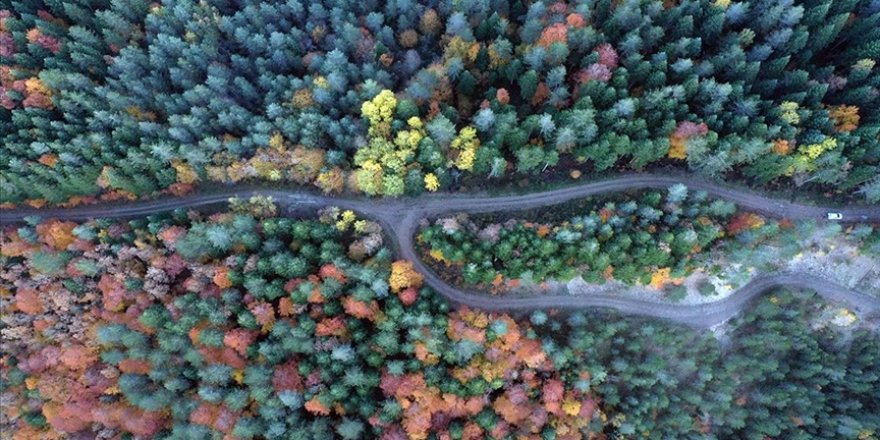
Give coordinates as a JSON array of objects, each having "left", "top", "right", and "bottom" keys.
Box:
[{"left": 3, "top": 173, "right": 879, "bottom": 327}]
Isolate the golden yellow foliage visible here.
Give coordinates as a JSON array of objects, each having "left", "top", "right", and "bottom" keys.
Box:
[
  {"left": 315, "top": 167, "right": 344, "bottom": 193},
  {"left": 800, "top": 137, "right": 838, "bottom": 160},
  {"left": 125, "top": 106, "right": 158, "bottom": 121},
  {"left": 455, "top": 147, "right": 476, "bottom": 171},
  {"left": 96, "top": 166, "right": 112, "bottom": 189},
  {"left": 269, "top": 132, "right": 285, "bottom": 151},
  {"left": 37, "top": 220, "right": 77, "bottom": 250},
  {"left": 335, "top": 210, "right": 357, "bottom": 231},
  {"left": 171, "top": 160, "right": 199, "bottom": 184},
  {"left": 429, "top": 248, "right": 447, "bottom": 264},
  {"left": 250, "top": 158, "right": 278, "bottom": 180},
  {"left": 649, "top": 267, "right": 672, "bottom": 289},
  {"left": 355, "top": 162, "right": 384, "bottom": 195},
  {"left": 562, "top": 399, "right": 581, "bottom": 416},
  {"left": 205, "top": 165, "right": 227, "bottom": 181},
  {"left": 390, "top": 260, "right": 424, "bottom": 293},
  {"left": 487, "top": 43, "right": 510, "bottom": 69},
  {"left": 357, "top": 90, "right": 426, "bottom": 195},
  {"left": 225, "top": 162, "right": 248, "bottom": 183},
  {"left": 25, "top": 77, "right": 51, "bottom": 97},
  {"left": 467, "top": 43, "right": 481, "bottom": 62},
  {"left": 780, "top": 101, "right": 800, "bottom": 125},
  {"left": 449, "top": 126, "right": 480, "bottom": 171},
  {"left": 341, "top": 210, "right": 356, "bottom": 224},
  {"left": 784, "top": 137, "right": 838, "bottom": 176},
  {"left": 459, "top": 308, "right": 490, "bottom": 329},
  {"left": 362, "top": 89, "right": 397, "bottom": 138},
  {"left": 667, "top": 136, "right": 688, "bottom": 159},
  {"left": 394, "top": 126, "right": 423, "bottom": 151},
  {"left": 444, "top": 36, "right": 480, "bottom": 62},
  {"left": 451, "top": 126, "right": 479, "bottom": 150},
  {"left": 424, "top": 173, "right": 440, "bottom": 192},
  {"left": 232, "top": 369, "right": 245, "bottom": 384}
]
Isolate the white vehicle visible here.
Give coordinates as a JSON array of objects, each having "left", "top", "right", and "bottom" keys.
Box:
[{"left": 827, "top": 212, "right": 843, "bottom": 220}]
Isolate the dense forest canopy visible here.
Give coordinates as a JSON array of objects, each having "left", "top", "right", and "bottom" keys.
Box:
[
  {"left": 2, "top": 0, "right": 879, "bottom": 204},
  {"left": 2, "top": 0, "right": 880, "bottom": 438},
  {"left": 420, "top": 185, "right": 739, "bottom": 286},
  {"left": 2, "top": 209, "right": 878, "bottom": 439},
  {"left": 418, "top": 185, "right": 880, "bottom": 294}
]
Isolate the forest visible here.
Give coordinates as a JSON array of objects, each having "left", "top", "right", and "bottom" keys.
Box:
[
  {"left": 419, "top": 185, "right": 739, "bottom": 287},
  {"left": 2, "top": 206, "right": 879, "bottom": 439},
  {"left": 2, "top": 0, "right": 879, "bottom": 438},
  {"left": 2, "top": 0, "right": 880, "bottom": 205},
  {"left": 417, "top": 185, "right": 880, "bottom": 295}
]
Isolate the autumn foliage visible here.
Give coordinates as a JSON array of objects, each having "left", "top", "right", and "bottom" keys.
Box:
[
  {"left": 378, "top": 307, "right": 599, "bottom": 440},
  {"left": 726, "top": 212, "right": 766, "bottom": 235},
  {"left": 2, "top": 212, "right": 604, "bottom": 439},
  {"left": 828, "top": 105, "right": 859, "bottom": 133},
  {"left": 668, "top": 121, "right": 709, "bottom": 159},
  {"left": 14, "top": 288, "right": 42, "bottom": 314},
  {"left": 538, "top": 23, "right": 567, "bottom": 47},
  {"left": 35, "top": 220, "right": 77, "bottom": 250},
  {"left": 389, "top": 260, "right": 424, "bottom": 293}
]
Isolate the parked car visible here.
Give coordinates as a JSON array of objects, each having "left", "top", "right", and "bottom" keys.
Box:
[{"left": 827, "top": 212, "right": 843, "bottom": 220}]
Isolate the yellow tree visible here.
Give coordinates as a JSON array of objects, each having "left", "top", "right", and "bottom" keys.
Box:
[
  {"left": 361, "top": 89, "right": 397, "bottom": 138},
  {"left": 355, "top": 161, "right": 384, "bottom": 196},
  {"left": 390, "top": 260, "right": 424, "bottom": 293},
  {"left": 315, "top": 167, "right": 344, "bottom": 193},
  {"left": 451, "top": 126, "right": 480, "bottom": 171},
  {"left": 356, "top": 90, "right": 426, "bottom": 195},
  {"left": 424, "top": 173, "right": 440, "bottom": 191}
]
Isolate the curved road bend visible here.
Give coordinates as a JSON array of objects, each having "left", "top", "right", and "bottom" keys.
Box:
[
  {"left": 392, "top": 215, "right": 880, "bottom": 328},
  {"left": 2, "top": 173, "right": 879, "bottom": 327}
]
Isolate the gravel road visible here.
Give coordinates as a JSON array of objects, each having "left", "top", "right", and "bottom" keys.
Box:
[{"left": 3, "top": 174, "right": 878, "bottom": 327}]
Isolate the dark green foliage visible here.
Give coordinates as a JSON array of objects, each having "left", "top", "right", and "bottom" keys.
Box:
[
  {"left": 698, "top": 280, "right": 718, "bottom": 296},
  {"left": 665, "top": 285, "right": 688, "bottom": 302},
  {"left": 420, "top": 186, "right": 733, "bottom": 285},
  {"left": 7, "top": 206, "right": 878, "bottom": 438},
  {"left": 3, "top": 0, "right": 879, "bottom": 203},
  {"left": 564, "top": 290, "right": 880, "bottom": 439}
]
